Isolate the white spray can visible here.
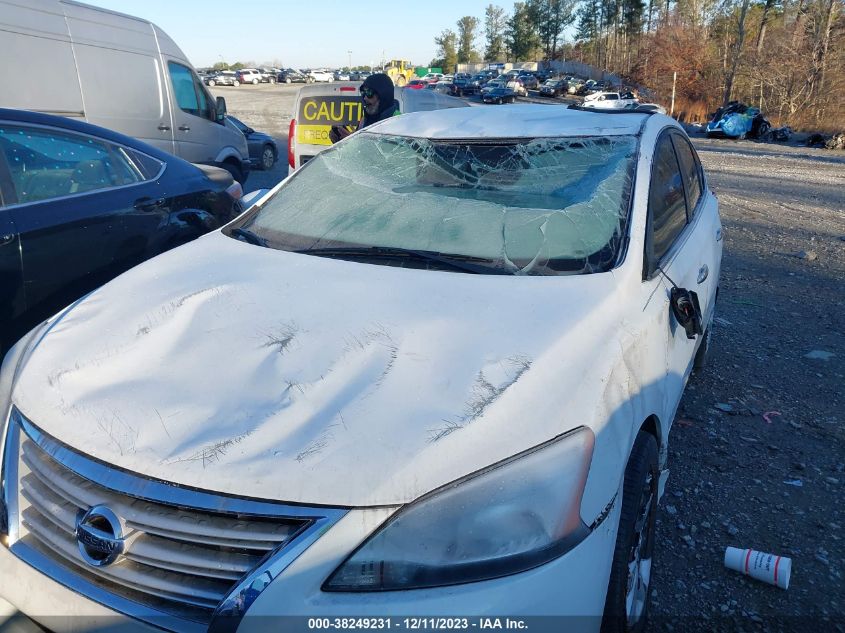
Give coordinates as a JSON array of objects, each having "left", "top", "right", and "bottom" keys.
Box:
[{"left": 724, "top": 547, "right": 792, "bottom": 589}]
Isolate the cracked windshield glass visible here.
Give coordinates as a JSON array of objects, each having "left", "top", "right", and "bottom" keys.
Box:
[{"left": 233, "top": 132, "right": 638, "bottom": 275}]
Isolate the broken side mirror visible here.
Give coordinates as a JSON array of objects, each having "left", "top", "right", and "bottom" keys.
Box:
[{"left": 670, "top": 287, "right": 703, "bottom": 340}]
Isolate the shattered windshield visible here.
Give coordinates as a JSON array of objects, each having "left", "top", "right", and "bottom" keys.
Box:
[{"left": 228, "top": 132, "right": 638, "bottom": 275}]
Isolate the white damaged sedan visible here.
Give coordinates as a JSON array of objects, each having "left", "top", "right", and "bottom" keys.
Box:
[{"left": 0, "top": 106, "right": 721, "bottom": 632}]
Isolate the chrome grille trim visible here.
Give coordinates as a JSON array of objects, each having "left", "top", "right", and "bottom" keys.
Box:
[
  {"left": 2, "top": 415, "right": 21, "bottom": 543},
  {"left": 5, "top": 408, "right": 349, "bottom": 631}
]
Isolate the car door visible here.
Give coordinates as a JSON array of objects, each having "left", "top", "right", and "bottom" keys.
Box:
[
  {"left": 0, "top": 153, "right": 25, "bottom": 352},
  {"left": 0, "top": 121, "right": 169, "bottom": 340},
  {"left": 670, "top": 131, "right": 722, "bottom": 327},
  {"left": 643, "top": 130, "right": 706, "bottom": 414}
]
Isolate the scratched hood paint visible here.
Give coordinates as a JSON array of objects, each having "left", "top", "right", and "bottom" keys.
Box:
[{"left": 14, "top": 232, "right": 627, "bottom": 507}]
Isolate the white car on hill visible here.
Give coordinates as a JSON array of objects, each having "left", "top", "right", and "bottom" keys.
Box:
[
  {"left": 0, "top": 106, "right": 721, "bottom": 632},
  {"left": 582, "top": 91, "right": 638, "bottom": 109}
]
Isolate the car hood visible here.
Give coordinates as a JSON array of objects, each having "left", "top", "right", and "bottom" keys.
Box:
[
  {"left": 14, "top": 232, "right": 630, "bottom": 507},
  {"left": 246, "top": 130, "right": 274, "bottom": 144}
]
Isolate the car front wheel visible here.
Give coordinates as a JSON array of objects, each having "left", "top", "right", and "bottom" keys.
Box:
[
  {"left": 259, "top": 145, "right": 275, "bottom": 170},
  {"left": 602, "top": 431, "right": 658, "bottom": 633},
  {"left": 693, "top": 309, "right": 714, "bottom": 372}
]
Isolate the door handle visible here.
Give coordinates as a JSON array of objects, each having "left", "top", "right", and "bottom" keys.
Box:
[
  {"left": 178, "top": 125, "right": 191, "bottom": 132},
  {"left": 0, "top": 233, "right": 16, "bottom": 247},
  {"left": 697, "top": 264, "right": 709, "bottom": 284},
  {"left": 134, "top": 197, "right": 165, "bottom": 212},
  {"left": 158, "top": 124, "right": 171, "bottom": 131}
]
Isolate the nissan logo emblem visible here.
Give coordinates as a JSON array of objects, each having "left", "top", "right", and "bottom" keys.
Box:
[{"left": 75, "top": 505, "right": 126, "bottom": 567}]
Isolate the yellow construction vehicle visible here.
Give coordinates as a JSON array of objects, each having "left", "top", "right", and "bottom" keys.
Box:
[{"left": 384, "top": 59, "right": 415, "bottom": 87}]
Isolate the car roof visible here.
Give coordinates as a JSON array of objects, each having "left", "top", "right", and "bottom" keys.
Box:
[
  {"left": 0, "top": 107, "right": 180, "bottom": 163},
  {"left": 367, "top": 104, "right": 653, "bottom": 139}
]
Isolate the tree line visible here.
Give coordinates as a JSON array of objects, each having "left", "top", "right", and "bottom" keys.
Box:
[{"left": 432, "top": 0, "right": 843, "bottom": 129}]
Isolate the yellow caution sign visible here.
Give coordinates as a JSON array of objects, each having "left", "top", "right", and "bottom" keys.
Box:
[
  {"left": 297, "top": 96, "right": 363, "bottom": 146},
  {"left": 298, "top": 98, "right": 363, "bottom": 125}
]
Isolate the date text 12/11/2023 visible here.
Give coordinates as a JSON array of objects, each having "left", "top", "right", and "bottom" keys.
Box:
[{"left": 307, "top": 617, "right": 529, "bottom": 630}]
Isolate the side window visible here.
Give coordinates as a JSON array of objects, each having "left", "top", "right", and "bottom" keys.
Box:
[
  {"left": 0, "top": 125, "right": 150, "bottom": 205},
  {"left": 648, "top": 134, "right": 688, "bottom": 263},
  {"left": 672, "top": 134, "right": 703, "bottom": 217},
  {"left": 168, "top": 62, "right": 211, "bottom": 120}
]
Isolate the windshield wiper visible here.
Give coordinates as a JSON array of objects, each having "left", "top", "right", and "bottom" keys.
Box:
[
  {"left": 295, "top": 246, "right": 510, "bottom": 275},
  {"left": 230, "top": 227, "right": 268, "bottom": 247}
]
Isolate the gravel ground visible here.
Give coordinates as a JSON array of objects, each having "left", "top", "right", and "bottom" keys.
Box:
[
  {"left": 219, "top": 84, "right": 845, "bottom": 631},
  {"left": 648, "top": 135, "right": 845, "bottom": 632}
]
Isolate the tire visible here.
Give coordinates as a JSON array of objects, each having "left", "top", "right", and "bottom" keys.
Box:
[
  {"left": 259, "top": 145, "right": 275, "bottom": 171},
  {"left": 222, "top": 161, "right": 245, "bottom": 185},
  {"left": 285, "top": 77, "right": 291, "bottom": 84},
  {"left": 602, "top": 431, "right": 659, "bottom": 633},
  {"left": 252, "top": 78, "right": 259, "bottom": 85},
  {"left": 693, "top": 310, "right": 714, "bottom": 372},
  {"left": 208, "top": 79, "right": 216, "bottom": 87},
  {"left": 233, "top": 80, "right": 240, "bottom": 87},
  {"left": 268, "top": 77, "right": 276, "bottom": 84}
]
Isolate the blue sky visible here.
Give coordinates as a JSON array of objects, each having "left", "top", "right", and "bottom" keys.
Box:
[{"left": 84, "top": 0, "right": 499, "bottom": 69}]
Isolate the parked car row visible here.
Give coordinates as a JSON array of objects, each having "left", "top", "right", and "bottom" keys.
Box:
[{"left": 202, "top": 68, "right": 278, "bottom": 86}]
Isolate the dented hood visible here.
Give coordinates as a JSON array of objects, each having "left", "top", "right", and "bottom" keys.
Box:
[{"left": 13, "top": 232, "right": 628, "bottom": 507}]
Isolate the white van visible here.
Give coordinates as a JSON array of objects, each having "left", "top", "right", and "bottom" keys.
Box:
[
  {"left": 288, "top": 83, "right": 470, "bottom": 170},
  {"left": 0, "top": 0, "right": 251, "bottom": 183}
]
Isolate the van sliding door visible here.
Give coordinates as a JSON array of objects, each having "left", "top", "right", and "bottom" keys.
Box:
[{"left": 72, "top": 46, "right": 174, "bottom": 155}]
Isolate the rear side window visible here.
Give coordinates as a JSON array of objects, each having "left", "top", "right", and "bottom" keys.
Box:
[
  {"left": 672, "top": 135, "right": 703, "bottom": 216},
  {"left": 648, "top": 134, "right": 687, "bottom": 262},
  {"left": 169, "top": 62, "right": 211, "bottom": 120},
  {"left": 0, "top": 125, "right": 156, "bottom": 205}
]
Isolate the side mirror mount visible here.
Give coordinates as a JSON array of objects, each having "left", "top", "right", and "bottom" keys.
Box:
[
  {"left": 216, "top": 96, "right": 227, "bottom": 122},
  {"left": 670, "top": 287, "right": 703, "bottom": 339}
]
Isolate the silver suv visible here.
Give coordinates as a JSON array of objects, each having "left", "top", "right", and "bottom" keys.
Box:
[{"left": 235, "top": 69, "right": 262, "bottom": 85}]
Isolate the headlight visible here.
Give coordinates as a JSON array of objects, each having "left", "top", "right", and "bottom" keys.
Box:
[{"left": 324, "top": 427, "right": 595, "bottom": 591}]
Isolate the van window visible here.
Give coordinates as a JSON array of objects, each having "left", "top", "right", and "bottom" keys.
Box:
[{"left": 168, "top": 62, "right": 211, "bottom": 120}]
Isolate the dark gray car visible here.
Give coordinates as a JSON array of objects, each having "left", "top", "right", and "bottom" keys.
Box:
[
  {"left": 206, "top": 71, "right": 238, "bottom": 87},
  {"left": 226, "top": 116, "right": 278, "bottom": 171}
]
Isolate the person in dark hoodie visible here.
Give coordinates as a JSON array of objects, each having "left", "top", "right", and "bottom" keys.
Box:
[{"left": 329, "top": 73, "right": 400, "bottom": 143}]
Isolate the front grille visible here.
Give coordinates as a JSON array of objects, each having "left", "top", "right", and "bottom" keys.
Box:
[{"left": 3, "top": 410, "right": 346, "bottom": 629}]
